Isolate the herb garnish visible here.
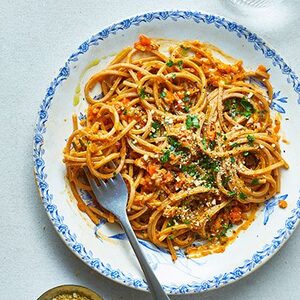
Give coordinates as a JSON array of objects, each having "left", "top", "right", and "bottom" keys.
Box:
[
  {"left": 183, "top": 106, "right": 190, "bottom": 113},
  {"left": 177, "top": 60, "right": 183, "bottom": 70},
  {"left": 251, "top": 178, "right": 260, "bottom": 185},
  {"left": 228, "top": 191, "right": 237, "bottom": 197},
  {"left": 160, "top": 150, "right": 171, "bottom": 163},
  {"left": 224, "top": 97, "right": 256, "bottom": 119},
  {"left": 166, "top": 60, "right": 174, "bottom": 67},
  {"left": 247, "top": 134, "right": 255, "bottom": 146},
  {"left": 180, "top": 45, "right": 190, "bottom": 56},
  {"left": 186, "top": 115, "right": 200, "bottom": 129},
  {"left": 139, "top": 88, "right": 146, "bottom": 99},
  {"left": 239, "top": 192, "right": 247, "bottom": 200},
  {"left": 217, "top": 223, "right": 233, "bottom": 238},
  {"left": 167, "top": 219, "right": 175, "bottom": 227},
  {"left": 149, "top": 121, "right": 161, "bottom": 138},
  {"left": 209, "top": 140, "right": 216, "bottom": 150},
  {"left": 231, "top": 142, "right": 240, "bottom": 148},
  {"left": 183, "top": 91, "right": 190, "bottom": 102},
  {"left": 181, "top": 164, "right": 198, "bottom": 177},
  {"left": 222, "top": 176, "right": 230, "bottom": 187},
  {"left": 160, "top": 91, "right": 166, "bottom": 98},
  {"left": 202, "top": 137, "right": 207, "bottom": 150},
  {"left": 167, "top": 136, "right": 181, "bottom": 149}
]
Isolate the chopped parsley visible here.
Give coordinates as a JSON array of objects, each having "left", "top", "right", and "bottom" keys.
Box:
[
  {"left": 202, "top": 137, "right": 207, "bottom": 150},
  {"left": 230, "top": 157, "right": 235, "bottom": 163},
  {"left": 209, "top": 140, "right": 217, "bottom": 150},
  {"left": 149, "top": 121, "right": 161, "bottom": 138},
  {"left": 239, "top": 192, "right": 247, "bottom": 200},
  {"left": 222, "top": 176, "right": 230, "bottom": 187},
  {"left": 231, "top": 142, "right": 240, "bottom": 148},
  {"left": 160, "top": 91, "right": 166, "bottom": 98},
  {"left": 183, "top": 105, "right": 190, "bottom": 113},
  {"left": 160, "top": 150, "right": 171, "bottom": 163},
  {"left": 217, "top": 223, "right": 233, "bottom": 238},
  {"left": 198, "top": 154, "right": 220, "bottom": 172},
  {"left": 186, "top": 115, "right": 200, "bottom": 129},
  {"left": 166, "top": 60, "right": 174, "bottom": 67},
  {"left": 247, "top": 134, "right": 255, "bottom": 146},
  {"left": 181, "top": 164, "right": 198, "bottom": 177},
  {"left": 167, "top": 219, "right": 175, "bottom": 227},
  {"left": 183, "top": 91, "right": 190, "bottom": 102},
  {"left": 251, "top": 178, "right": 260, "bottom": 186},
  {"left": 224, "top": 97, "right": 255, "bottom": 119},
  {"left": 171, "top": 73, "right": 176, "bottom": 79},
  {"left": 240, "top": 98, "right": 256, "bottom": 118},
  {"left": 177, "top": 60, "right": 183, "bottom": 70},
  {"left": 167, "top": 136, "right": 181, "bottom": 149},
  {"left": 228, "top": 191, "right": 237, "bottom": 197},
  {"left": 202, "top": 174, "right": 216, "bottom": 188},
  {"left": 243, "top": 151, "right": 249, "bottom": 156},
  {"left": 139, "top": 88, "right": 146, "bottom": 99},
  {"left": 207, "top": 236, "right": 214, "bottom": 241},
  {"left": 180, "top": 45, "right": 190, "bottom": 56}
]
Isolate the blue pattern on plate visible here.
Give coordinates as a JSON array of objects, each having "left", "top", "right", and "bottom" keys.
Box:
[
  {"left": 270, "top": 91, "right": 288, "bottom": 114},
  {"left": 248, "top": 76, "right": 288, "bottom": 114},
  {"left": 263, "top": 194, "right": 288, "bottom": 225},
  {"left": 33, "top": 11, "right": 300, "bottom": 294},
  {"left": 78, "top": 112, "right": 86, "bottom": 121}
]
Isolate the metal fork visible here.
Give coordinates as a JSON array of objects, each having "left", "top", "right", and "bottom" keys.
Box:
[{"left": 84, "top": 167, "right": 170, "bottom": 300}]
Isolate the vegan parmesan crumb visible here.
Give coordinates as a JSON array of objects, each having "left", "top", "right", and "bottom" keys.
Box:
[{"left": 52, "top": 293, "right": 91, "bottom": 300}]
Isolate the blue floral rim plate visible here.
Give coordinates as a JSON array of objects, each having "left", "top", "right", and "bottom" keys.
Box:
[{"left": 33, "top": 10, "right": 300, "bottom": 294}]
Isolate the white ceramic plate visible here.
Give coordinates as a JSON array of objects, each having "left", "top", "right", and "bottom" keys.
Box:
[{"left": 33, "top": 11, "right": 300, "bottom": 294}]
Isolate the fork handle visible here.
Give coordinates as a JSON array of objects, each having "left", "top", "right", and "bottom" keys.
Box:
[{"left": 118, "top": 215, "right": 171, "bottom": 300}]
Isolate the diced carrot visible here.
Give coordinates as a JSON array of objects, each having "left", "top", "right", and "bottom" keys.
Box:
[
  {"left": 164, "top": 90, "right": 175, "bottom": 103},
  {"left": 147, "top": 164, "right": 159, "bottom": 176},
  {"left": 137, "top": 71, "right": 143, "bottom": 80},
  {"left": 174, "top": 91, "right": 184, "bottom": 100},
  {"left": 163, "top": 171, "right": 173, "bottom": 183},
  {"left": 206, "top": 130, "right": 216, "bottom": 141},
  {"left": 214, "top": 218, "right": 223, "bottom": 231},
  {"left": 87, "top": 106, "right": 98, "bottom": 120},
  {"left": 279, "top": 200, "right": 287, "bottom": 209},
  {"left": 229, "top": 207, "right": 242, "bottom": 224},
  {"left": 134, "top": 35, "right": 159, "bottom": 51},
  {"left": 122, "top": 98, "right": 130, "bottom": 104},
  {"left": 274, "top": 118, "right": 281, "bottom": 134},
  {"left": 139, "top": 34, "right": 151, "bottom": 46},
  {"left": 257, "top": 64, "right": 267, "bottom": 72},
  {"left": 274, "top": 124, "right": 280, "bottom": 134}
]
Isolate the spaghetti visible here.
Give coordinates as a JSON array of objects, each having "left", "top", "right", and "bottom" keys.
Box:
[{"left": 63, "top": 35, "right": 288, "bottom": 260}]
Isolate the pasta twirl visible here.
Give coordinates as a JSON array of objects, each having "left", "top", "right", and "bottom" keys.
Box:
[{"left": 63, "top": 35, "right": 288, "bottom": 260}]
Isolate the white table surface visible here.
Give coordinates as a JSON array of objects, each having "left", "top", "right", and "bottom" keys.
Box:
[{"left": 1, "top": 1, "right": 299, "bottom": 299}]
